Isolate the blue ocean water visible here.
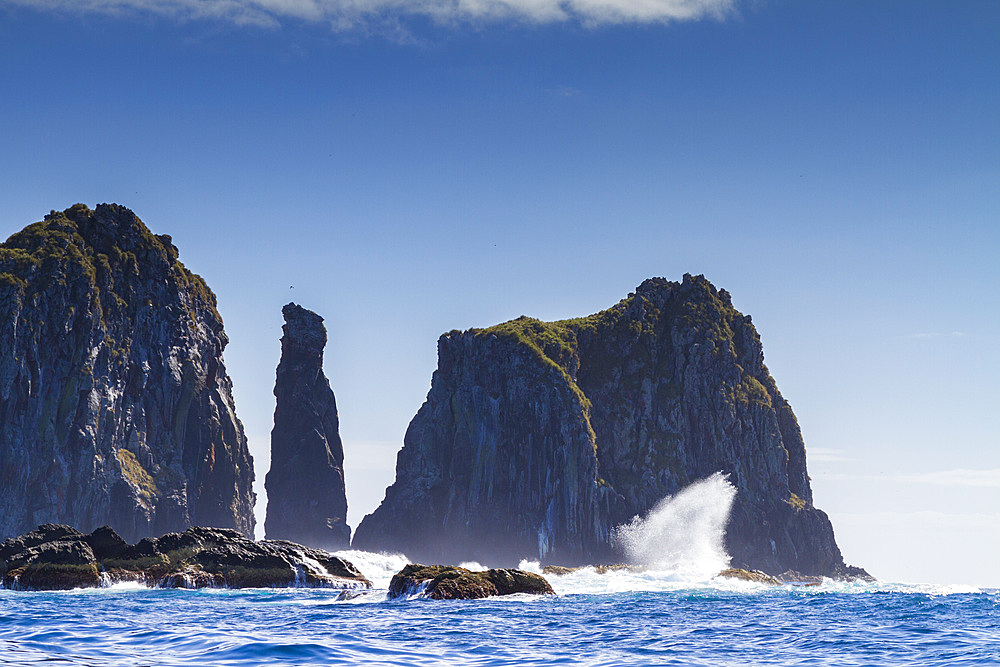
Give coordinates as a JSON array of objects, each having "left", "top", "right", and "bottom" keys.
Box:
[
  {"left": 2, "top": 567, "right": 998, "bottom": 666},
  {"left": 3, "top": 477, "right": 996, "bottom": 665}
]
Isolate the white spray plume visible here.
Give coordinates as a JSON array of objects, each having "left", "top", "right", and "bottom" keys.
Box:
[{"left": 613, "top": 472, "right": 736, "bottom": 580}]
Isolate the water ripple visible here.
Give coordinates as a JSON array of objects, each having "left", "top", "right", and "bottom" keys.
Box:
[{"left": 2, "top": 588, "right": 1000, "bottom": 666}]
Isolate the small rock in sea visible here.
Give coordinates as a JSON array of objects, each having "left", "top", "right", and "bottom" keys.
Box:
[
  {"left": 717, "top": 568, "right": 781, "bottom": 585},
  {"left": 776, "top": 570, "right": 825, "bottom": 585},
  {"left": 388, "top": 564, "right": 555, "bottom": 600}
]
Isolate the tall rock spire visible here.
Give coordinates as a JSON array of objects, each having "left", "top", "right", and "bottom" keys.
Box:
[
  {"left": 264, "top": 303, "right": 350, "bottom": 550},
  {"left": 0, "top": 204, "right": 256, "bottom": 542}
]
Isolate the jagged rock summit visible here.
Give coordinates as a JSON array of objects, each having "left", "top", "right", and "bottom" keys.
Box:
[
  {"left": 353, "top": 274, "right": 866, "bottom": 579},
  {"left": 0, "top": 204, "right": 255, "bottom": 543},
  {"left": 264, "top": 303, "right": 349, "bottom": 550}
]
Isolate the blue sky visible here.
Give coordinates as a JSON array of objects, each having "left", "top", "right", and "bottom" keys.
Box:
[{"left": 1, "top": 0, "right": 998, "bottom": 584}]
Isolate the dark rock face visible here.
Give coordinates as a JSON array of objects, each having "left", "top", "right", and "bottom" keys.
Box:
[
  {"left": 0, "top": 204, "right": 256, "bottom": 543},
  {"left": 0, "top": 524, "right": 370, "bottom": 590},
  {"left": 264, "top": 303, "right": 349, "bottom": 550},
  {"left": 0, "top": 524, "right": 100, "bottom": 590},
  {"left": 387, "top": 564, "right": 554, "bottom": 600},
  {"left": 354, "top": 275, "right": 865, "bottom": 578}
]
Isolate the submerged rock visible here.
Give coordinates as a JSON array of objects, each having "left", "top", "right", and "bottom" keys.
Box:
[
  {"left": 0, "top": 204, "right": 255, "bottom": 543},
  {"left": 0, "top": 524, "right": 371, "bottom": 590},
  {"left": 264, "top": 304, "right": 350, "bottom": 550},
  {"left": 354, "top": 275, "right": 868, "bottom": 579},
  {"left": 387, "top": 564, "right": 554, "bottom": 600}
]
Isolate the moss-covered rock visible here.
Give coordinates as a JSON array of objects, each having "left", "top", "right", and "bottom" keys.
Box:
[
  {"left": 0, "top": 525, "right": 100, "bottom": 589},
  {"left": 354, "top": 275, "right": 867, "bottom": 580},
  {"left": 0, "top": 524, "right": 371, "bottom": 590},
  {"left": 0, "top": 204, "right": 255, "bottom": 543},
  {"left": 388, "top": 564, "right": 554, "bottom": 600}
]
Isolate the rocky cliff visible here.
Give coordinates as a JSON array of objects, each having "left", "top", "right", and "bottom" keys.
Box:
[
  {"left": 263, "top": 303, "right": 350, "bottom": 550},
  {"left": 0, "top": 204, "right": 255, "bottom": 543},
  {"left": 353, "top": 274, "right": 864, "bottom": 578}
]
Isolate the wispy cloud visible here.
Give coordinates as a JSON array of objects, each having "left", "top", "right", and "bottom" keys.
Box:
[
  {"left": 898, "top": 469, "right": 1000, "bottom": 488},
  {"left": 807, "top": 447, "right": 853, "bottom": 463},
  {"left": 5, "top": 0, "right": 738, "bottom": 30},
  {"left": 816, "top": 468, "right": 1000, "bottom": 488},
  {"left": 545, "top": 85, "right": 582, "bottom": 97}
]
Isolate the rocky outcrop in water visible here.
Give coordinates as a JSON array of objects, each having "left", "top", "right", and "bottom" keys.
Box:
[
  {"left": 717, "top": 568, "right": 781, "bottom": 585},
  {"left": 387, "top": 564, "right": 554, "bottom": 600},
  {"left": 0, "top": 204, "right": 255, "bottom": 543},
  {"left": 0, "top": 523, "right": 370, "bottom": 590},
  {"left": 353, "top": 274, "right": 867, "bottom": 579},
  {"left": 264, "top": 303, "right": 349, "bottom": 550}
]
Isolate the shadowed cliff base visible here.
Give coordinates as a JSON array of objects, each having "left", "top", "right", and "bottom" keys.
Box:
[{"left": 353, "top": 274, "right": 867, "bottom": 579}]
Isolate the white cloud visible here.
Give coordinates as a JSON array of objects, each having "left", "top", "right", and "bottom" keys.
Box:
[
  {"left": 5, "top": 0, "right": 738, "bottom": 29},
  {"left": 806, "top": 447, "right": 853, "bottom": 463},
  {"left": 815, "top": 468, "right": 1000, "bottom": 488},
  {"left": 898, "top": 468, "right": 1000, "bottom": 488},
  {"left": 545, "top": 85, "right": 582, "bottom": 97}
]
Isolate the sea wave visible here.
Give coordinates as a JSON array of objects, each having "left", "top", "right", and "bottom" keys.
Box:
[{"left": 1, "top": 582, "right": 997, "bottom": 666}]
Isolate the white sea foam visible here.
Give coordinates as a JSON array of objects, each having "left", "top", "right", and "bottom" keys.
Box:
[
  {"left": 457, "top": 561, "right": 489, "bottom": 572},
  {"left": 103, "top": 580, "right": 148, "bottom": 591},
  {"left": 332, "top": 549, "right": 410, "bottom": 589}
]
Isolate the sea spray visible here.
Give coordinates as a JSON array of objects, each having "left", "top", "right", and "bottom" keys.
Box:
[
  {"left": 332, "top": 549, "right": 409, "bottom": 589},
  {"left": 613, "top": 472, "right": 736, "bottom": 579},
  {"left": 517, "top": 474, "right": 740, "bottom": 594}
]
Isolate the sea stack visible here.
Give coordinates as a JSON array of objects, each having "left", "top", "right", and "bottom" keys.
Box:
[
  {"left": 0, "top": 204, "right": 256, "bottom": 542},
  {"left": 263, "top": 303, "right": 350, "bottom": 550},
  {"left": 353, "top": 274, "right": 865, "bottom": 579}
]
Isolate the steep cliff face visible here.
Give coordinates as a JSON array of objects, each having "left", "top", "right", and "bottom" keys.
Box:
[
  {"left": 263, "top": 303, "right": 350, "bottom": 550},
  {"left": 353, "top": 274, "right": 860, "bottom": 577},
  {"left": 0, "top": 204, "right": 255, "bottom": 543}
]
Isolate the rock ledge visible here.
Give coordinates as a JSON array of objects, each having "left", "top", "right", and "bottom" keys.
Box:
[{"left": 0, "top": 524, "right": 370, "bottom": 591}]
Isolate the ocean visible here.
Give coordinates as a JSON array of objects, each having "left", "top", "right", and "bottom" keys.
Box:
[
  {"left": 2, "top": 555, "right": 998, "bottom": 666},
  {"left": 3, "top": 477, "right": 998, "bottom": 666}
]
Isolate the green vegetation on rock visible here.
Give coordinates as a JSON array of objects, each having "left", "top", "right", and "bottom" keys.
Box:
[
  {"left": 115, "top": 449, "right": 159, "bottom": 504},
  {"left": 0, "top": 203, "right": 256, "bottom": 543},
  {"left": 0, "top": 204, "right": 221, "bottom": 325},
  {"left": 354, "top": 273, "right": 864, "bottom": 579}
]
